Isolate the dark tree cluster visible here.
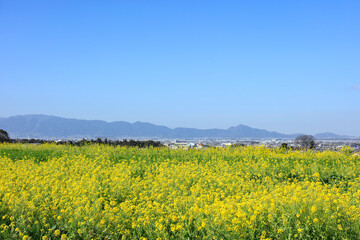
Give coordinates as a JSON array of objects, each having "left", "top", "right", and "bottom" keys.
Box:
[
  {"left": 281, "top": 143, "right": 290, "bottom": 149},
  {"left": 73, "top": 138, "right": 164, "bottom": 148},
  {"left": 115, "top": 139, "right": 164, "bottom": 148},
  {"left": 0, "top": 129, "right": 10, "bottom": 142},
  {"left": 9, "top": 137, "right": 164, "bottom": 148}
]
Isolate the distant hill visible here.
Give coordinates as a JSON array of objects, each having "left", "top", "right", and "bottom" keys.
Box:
[
  {"left": 314, "top": 132, "right": 351, "bottom": 139},
  {"left": 0, "top": 114, "right": 351, "bottom": 140}
]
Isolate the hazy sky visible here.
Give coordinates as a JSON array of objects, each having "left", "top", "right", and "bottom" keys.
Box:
[{"left": 1, "top": 1, "right": 360, "bottom": 136}]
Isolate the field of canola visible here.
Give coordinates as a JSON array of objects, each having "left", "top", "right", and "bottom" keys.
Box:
[{"left": 0, "top": 143, "right": 359, "bottom": 240}]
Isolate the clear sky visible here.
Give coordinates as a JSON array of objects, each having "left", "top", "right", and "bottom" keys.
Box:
[{"left": 1, "top": 0, "right": 360, "bottom": 136}]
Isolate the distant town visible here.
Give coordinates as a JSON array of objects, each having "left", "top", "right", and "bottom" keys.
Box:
[{"left": 162, "top": 138, "right": 360, "bottom": 152}]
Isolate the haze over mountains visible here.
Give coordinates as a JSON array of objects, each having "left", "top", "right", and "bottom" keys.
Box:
[{"left": 0, "top": 115, "right": 352, "bottom": 140}]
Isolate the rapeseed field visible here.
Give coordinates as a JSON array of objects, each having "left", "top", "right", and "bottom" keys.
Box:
[{"left": 0, "top": 143, "right": 359, "bottom": 239}]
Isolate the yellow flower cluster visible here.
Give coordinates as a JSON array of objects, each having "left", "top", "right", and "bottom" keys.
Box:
[{"left": 0, "top": 143, "right": 359, "bottom": 239}]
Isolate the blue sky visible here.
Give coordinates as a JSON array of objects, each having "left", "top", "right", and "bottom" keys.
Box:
[{"left": 1, "top": 1, "right": 359, "bottom": 135}]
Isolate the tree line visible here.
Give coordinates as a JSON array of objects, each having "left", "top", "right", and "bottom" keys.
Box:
[{"left": 0, "top": 129, "right": 163, "bottom": 148}]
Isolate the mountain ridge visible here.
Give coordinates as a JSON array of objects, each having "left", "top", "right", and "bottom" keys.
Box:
[{"left": 0, "top": 114, "right": 352, "bottom": 140}]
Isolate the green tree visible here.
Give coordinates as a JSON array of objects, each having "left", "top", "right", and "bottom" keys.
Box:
[{"left": 0, "top": 129, "right": 10, "bottom": 142}]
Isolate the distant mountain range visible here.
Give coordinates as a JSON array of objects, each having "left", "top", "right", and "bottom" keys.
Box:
[{"left": 0, "top": 115, "right": 353, "bottom": 140}]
